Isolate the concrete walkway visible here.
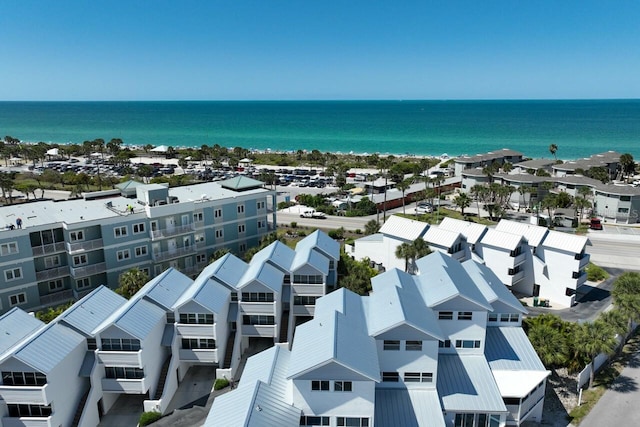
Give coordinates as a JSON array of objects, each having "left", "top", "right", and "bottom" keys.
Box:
[{"left": 580, "top": 350, "right": 640, "bottom": 427}]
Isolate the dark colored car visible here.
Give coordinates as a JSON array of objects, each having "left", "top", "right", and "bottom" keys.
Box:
[{"left": 589, "top": 218, "right": 603, "bottom": 230}]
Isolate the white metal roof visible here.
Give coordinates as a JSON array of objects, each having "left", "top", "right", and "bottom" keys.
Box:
[
  {"left": 295, "top": 230, "right": 340, "bottom": 261},
  {"left": 59, "top": 286, "right": 127, "bottom": 336},
  {"left": 290, "top": 246, "right": 329, "bottom": 274},
  {"left": 485, "top": 327, "right": 547, "bottom": 372},
  {"left": 379, "top": 215, "right": 429, "bottom": 242},
  {"left": 250, "top": 241, "right": 295, "bottom": 272},
  {"left": 437, "top": 354, "right": 507, "bottom": 412},
  {"left": 479, "top": 229, "right": 524, "bottom": 251},
  {"left": 375, "top": 389, "right": 445, "bottom": 427},
  {"left": 238, "top": 261, "right": 284, "bottom": 293},
  {"left": 495, "top": 219, "right": 548, "bottom": 247},
  {"left": 98, "top": 298, "right": 166, "bottom": 340},
  {"left": 0, "top": 309, "right": 44, "bottom": 357},
  {"left": 423, "top": 226, "right": 461, "bottom": 248},
  {"left": 140, "top": 268, "right": 193, "bottom": 310},
  {"left": 540, "top": 230, "right": 590, "bottom": 254},
  {"left": 439, "top": 217, "right": 488, "bottom": 244},
  {"left": 462, "top": 261, "right": 527, "bottom": 314},
  {"left": 14, "top": 323, "right": 85, "bottom": 373}
]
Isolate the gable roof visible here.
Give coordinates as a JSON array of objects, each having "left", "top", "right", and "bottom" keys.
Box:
[
  {"left": 0, "top": 309, "right": 44, "bottom": 357},
  {"left": 295, "top": 230, "right": 340, "bottom": 260},
  {"left": 540, "top": 230, "right": 590, "bottom": 254},
  {"left": 206, "top": 253, "right": 248, "bottom": 289},
  {"left": 140, "top": 268, "right": 193, "bottom": 310},
  {"left": 379, "top": 215, "right": 430, "bottom": 242},
  {"left": 250, "top": 241, "right": 295, "bottom": 272},
  {"left": 238, "top": 261, "right": 284, "bottom": 293},
  {"left": 290, "top": 246, "right": 329, "bottom": 274},
  {"left": 423, "top": 226, "right": 462, "bottom": 248},
  {"left": 59, "top": 286, "right": 128, "bottom": 336},
  {"left": 96, "top": 298, "right": 166, "bottom": 340},
  {"left": 479, "top": 229, "right": 524, "bottom": 251},
  {"left": 414, "top": 252, "right": 492, "bottom": 310},
  {"left": 13, "top": 322, "right": 85, "bottom": 373},
  {"left": 219, "top": 176, "right": 264, "bottom": 191},
  {"left": 494, "top": 219, "right": 548, "bottom": 247},
  {"left": 438, "top": 217, "right": 488, "bottom": 244},
  {"left": 461, "top": 261, "right": 527, "bottom": 314}
]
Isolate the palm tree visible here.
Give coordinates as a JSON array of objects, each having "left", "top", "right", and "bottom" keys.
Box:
[
  {"left": 396, "top": 179, "right": 412, "bottom": 214},
  {"left": 540, "top": 194, "right": 558, "bottom": 227},
  {"left": 619, "top": 153, "right": 635, "bottom": 180},
  {"left": 453, "top": 193, "right": 472, "bottom": 216},
  {"left": 525, "top": 319, "right": 569, "bottom": 368},
  {"left": 378, "top": 157, "right": 393, "bottom": 222},
  {"left": 116, "top": 268, "right": 150, "bottom": 299},
  {"left": 395, "top": 242, "right": 416, "bottom": 272},
  {"left": 470, "top": 185, "right": 486, "bottom": 219},
  {"left": 549, "top": 144, "right": 558, "bottom": 160},
  {"left": 517, "top": 185, "right": 531, "bottom": 211},
  {"left": 575, "top": 320, "right": 618, "bottom": 388},
  {"left": 364, "top": 219, "right": 380, "bottom": 235},
  {"left": 611, "top": 272, "right": 640, "bottom": 332}
]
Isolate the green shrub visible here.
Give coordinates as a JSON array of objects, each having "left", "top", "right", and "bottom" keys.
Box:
[
  {"left": 214, "top": 378, "right": 230, "bottom": 390},
  {"left": 586, "top": 263, "right": 609, "bottom": 282},
  {"left": 328, "top": 227, "right": 345, "bottom": 240},
  {"left": 297, "top": 231, "right": 307, "bottom": 237},
  {"left": 139, "top": 411, "right": 162, "bottom": 426},
  {"left": 290, "top": 221, "right": 297, "bottom": 228},
  {"left": 354, "top": 229, "right": 362, "bottom": 234}
]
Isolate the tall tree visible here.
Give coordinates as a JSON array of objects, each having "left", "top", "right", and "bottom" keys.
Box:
[
  {"left": 378, "top": 157, "right": 393, "bottom": 222},
  {"left": 396, "top": 179, "right": 412, "bottom": 214},
  {"left": 364, "top": 219, "right": 381, "bottom": 235},
  {"left": 453, "top": 193, "right": 472, "bottom": 216},
  {"left": 395, "top": 242, "right": 416, "bottom": 273},
  {"left": 116, "top": 268, "right": 150, "bottom": 299},
  {"left": 611, "top": 272, "right": 640, "bottom": 332},
  {"left": 575, "top": 320, "right": 617, "bottom": 388},
  {"left": 619, "top": 153, "right": 635, "bottom": 180},
  {"left": 549, "top": 144, "right": 558, "bottom": 160}
]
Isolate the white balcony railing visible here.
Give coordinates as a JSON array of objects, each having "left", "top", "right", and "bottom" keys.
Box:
[
  {"left": 97, "top": 350, "right": 143, "bottom": 367},
  {"left": 0, "top": 383, "right": 50, "bottom": 405},
  {"left": 149, "top": 224, "right": 195, "bottom": 240},
  {"left": 241, "top": 324, "right": 276, "bottom": 337},
  {"left": 2, "top": 416, "right": 53, "bottom": 427},
  {"left": 66, "top": 238, "right": 104, "bottom": 254},
  {"left": 152, "top": 245, "right": 196, "bottom": 262},
  {"left": 291, "top": 283, "right": 325, "bottom": 295},
  {"left": 292, "top": 305, "right": 315, "bottom": 316},
  {"left": 70, "top": 262, "right": 106, "bottom": 278},
  {"left": 239, "top": 302, "right": 276, "bottom": 315},
  {"left": 31, "top": 242, "right": 66, "bottom": 256},
  {"left": 101, "top": 378, "right": 147, "bottom": 394},
  {"left": 35, "top": 266, "right": 70, "bottom": 281},
  {"left": 176, "top": 324, "right": 216, "bottom": 339},
  {"left": 39, "top": 289, "right": 74, "bottom": 307},
  {"left": 178, "top": 349, "right": 218, "bottom": 363}
]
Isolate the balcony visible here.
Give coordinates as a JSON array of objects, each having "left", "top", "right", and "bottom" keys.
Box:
[
  {"left": 292, "top": 304, "right": 315, "bottom": 316},
  {"left": 39, "top": 289, "right": 74, "bottom": 307},
  {"left": 2, "top": 417, "right": 53, "bottom": 427},
  {"left": 176, "top": 324, "right": 216, "bottom": 339},
  {"left": 35, "top": 266, "right": 70, "bottom": 281},
  {"left": 178, "top": 349, "right": 218, "bottom": 363},
  {"left": 97, "top": 350, "right": 143, "bottom": 367},
  {"left": 181, "top": 264, "right": 204, "bottom": 277},
  {"left": 66, "top": 238, "right": 104, "bottom": 254},
  {"left": 151, "top": 245, "right": 195, "bottom": 262},
  {"left": 291, "top": 283, "right": 325, "bottom": 296},
  {"left": 575, "top": 252, "right": 590, "bottom": 269},
  {"left": 513, "top": 251, "right": 527, "bottom": 266},
  {"left": 101, "top": 377, "right": 148, "bottom": 394},
  {"left": 572, "top": 270, "right": 588, "bottom": 287},
  {"left": 508, "top": 270, "right": 525, "bottom": 285},
  {"left": 0, "top": 383, "right": 50, "bottom": 405},
  {"left": 31, "top": 242, "right": 65, "bottom": 256},
  {"left": 241, "top": 324, "right": 275, "bottom": 337},
  {"left": 239, "top": 302, "right": 276, "bottom": 315},
  {"left": 149, "top": 224, "right": 195, "bottom": 240},
  {"left": 70, "top": 262, "right": 106, "bottom": 278},
  {"left": 450, "top": 248, "right": 466, "bottom": 261}
]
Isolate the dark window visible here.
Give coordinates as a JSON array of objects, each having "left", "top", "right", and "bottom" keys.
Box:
[
  {"left": 101, "top": 338, "right": 141, "bottom": 351},
  {"left": 334, "top": 381, "right": 353, "bottom": 392},
  {"left": 311, "top": 380, "right": 329, "bottom": 391},
  {"left": 242, "top": 315, "right": 275, "bottom": 325},
  {"left": 105, "top": 367, "right": 144, "bottom": 379},
  {"left": 438, "top": 311, "right": 453, "bottom": 320},
  {"left": 179, "top": 313, "right": 214, "bottom": 324},
  {"left": 503, "top": 397, "right": 521, "bottom": 405},
  {"left": 182, "top": 338, "right": 216, "bottom": 349},
  {"left": 294, "top": 295, "right": 318, "bottom": 305},
  {"left": 242, "top": 292, "right": 275, "bottom": 302},
  {"left": 457, "top": 311, "right": 472, "bottom": 320},
  {"left": 405, "top": 340, "right": 422, "bottom": 351},
  {"left": 439, "top": 340, "right": 451, "bottom": 348},
  {"left": 2, "top": 371, "right": 47, "bottom": 386},
  {"left": 382, "top": 372, "right": 399, "bottom": 382},
  {"left": 383, "top": 340, "right": 400, "bottom": 351},
  {"left": 566, "top": 287, "right": 577, "bottom": 296},
  {"left": 7, "top": 404, "right": 52, "bottom": 418},
  {"left": 300, "top": 416, "right": 330, "bottom": 426}
]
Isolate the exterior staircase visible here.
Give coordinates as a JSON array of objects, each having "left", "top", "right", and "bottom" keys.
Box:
[
  {"left": 154, "top": 355, "right": 172, "bottom": 399},
  {"left": 70, "top": 388, "right": 90, "bottom": 427},
  {"left": 279, "top": 310, "right": 290, "bottom": 343},
  {"left": 222, "top": 331, "right": 236, "bottom": 369}
]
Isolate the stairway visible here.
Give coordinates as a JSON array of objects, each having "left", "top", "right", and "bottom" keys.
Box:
[
  {"left": 154, "top": 355, "right": 172, "bottom": 400},
  {"left": 222, "top": 331, "right": 236, "bottom": 368},
  {"left": 279, "top": 310, "right": 290, "bottom": 343},
  {"left": 70, "top": 388, "right": 90, "bottom": 427}
]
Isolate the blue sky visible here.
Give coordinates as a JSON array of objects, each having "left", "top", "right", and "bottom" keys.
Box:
[{"left": 1, "top": 0, "right": 639, "bottom": 100}]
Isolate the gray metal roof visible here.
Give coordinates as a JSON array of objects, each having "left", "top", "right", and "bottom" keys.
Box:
[
  {"left": 250, "top": 241, "right": 295, "bottom": 272},
  {"left": 102, "top": 298, "right": 166, "bottom": 340},
  {"left": 206, "top": 253, "right": 248, "bottom": 290},
  {"left": 375, "top": 389, "right": 445, "bottom": 427},
  {"left": 513, "top": 159, "right": 556, "bottom": 169},
  {"left": 290, "top": 245, "right": 329, "bottom": 274},
  {"left": 479, "top": 228, "right": 524, "bottom": 251},
  {"left": 295, "top": 229, "right": 340, "bottom": 261},
  {"left": 238, "top": 261, "right": 283, "bottom": 293},
  {"left": 494, "top": 219, "right": 548, "bottom": 248},
  {"left": 437, "top": 354, "right": 507, "bottom": 413},
  {"left": 541, "top": 230, "right": 589, "bottom": 254},
  {"left": 462, "top": 261, "right": 527, "bottom": 314},
  {"left": 595, "top": 183, "right": 640, "bottom": 196},
  {"left": 414, "top": 252, "right": 492, "bottom": 311},
  {"left": 439, "top": 217, "right": 487, "bottom": 244},
  {"left": 141, "top": 268, "right": 193, "bottom": 310},
  {"left": 0, "top": 308, "right": 44, "bottom": 356},
  {"left": 424, "top": 226, "right": 461, "bottom": 248},
  {"left": 485, "top": 327, "right": 546, "bottom": 372},
  {"left": 191, "top": 279, "right": 231, "bottom": 314},
  {"left": 14, "top": 323, "right": 85, "bottom": 373},
  {"left": 59, "top": 286, "right": 127, "bottom": 336},
  {"left": 379, "top": 215, "right": 429, "bottom": 242}
]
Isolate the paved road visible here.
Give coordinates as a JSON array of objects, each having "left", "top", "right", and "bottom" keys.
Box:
[{"left": 580, "top": 348, "right": 640, "bottom": 427}]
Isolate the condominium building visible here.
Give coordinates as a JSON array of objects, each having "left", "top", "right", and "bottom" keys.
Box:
[
  {"left": 0, "top": 177, "right": 276, "bottom": 314},
  {"left": 207, "top": 251, "right": 548, "bottom": 427}
]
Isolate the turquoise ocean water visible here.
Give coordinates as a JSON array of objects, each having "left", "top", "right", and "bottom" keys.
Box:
[{"left": 0, "top": 100, "right": 638, "bottom": 159}]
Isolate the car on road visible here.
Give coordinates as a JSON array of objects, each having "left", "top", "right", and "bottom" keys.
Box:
[
  {"left": 589, "top": 218, "right": 603, "bottom": 230},
  {"left": 300, "top": 210, "right": 326, "bottom": 219},
  {"left": 415, "top": 202, "right": 433, "bottom": 214}
]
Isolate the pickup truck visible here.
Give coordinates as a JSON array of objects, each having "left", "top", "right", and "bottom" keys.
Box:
[{"left": 300, "top": 210, "right": 327, "bottom": 219}]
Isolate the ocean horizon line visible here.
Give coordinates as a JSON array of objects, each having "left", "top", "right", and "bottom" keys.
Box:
[{"left": 1, "top": 98, "right": 639, "bottom": 103}]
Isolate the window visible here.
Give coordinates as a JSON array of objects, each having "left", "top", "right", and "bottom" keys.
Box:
[
  {"left": 2, "top": 371, "right": 47, "bottom": 386},
  {"left": 294, "top": 295, "right": 318, "bottom": 306},
  {"left": 458, "top": 311, "right": 472, "bottom": 320},
  {"left": 69, "top": 230, "right": 84, "bottom": 241},
  {"left": 48, "top": 279, "right": 63, "bottom": 292},
  {"left": 510, "top": 246, "right": 522, "bottom": 257},
  {"left": 439, "top": 340, "right": 451, "bottom": 348},
  {"left": 215, "top": 229, "right": 223, "bottom": 239},
  {"left": 231, "top": 292, "right": 238, "bottom": 302},
  {"left": 182, "top": 338, "right": 216, "bottom": 349},
  {"left": 500, "top": 313, "right": 520, "bottom": 322},
  {"left": 214, "top": 208, "right": 222, "bottom": 218},
  {"left": 508, "top": 265, "right": 522, "bottom": 276},
  {"left": 329, "top": 260, "right": 335, "bottom": 269},
  {"left": 503, "top": 397, "right": 521, "bottom": 405},
  {"left": 9, "top": 293, "right": 26, "bottom": 306},
  {"left": 5, "top": 268, "right": 22, "bottom": 281},
  {"left": 337, "top": 417, "right": 369, "bottom": 427},
  {"left": 238, "top": 224, "right": 246, "bottom": 233},
  {"left": 293, "top": 275, "right": 324, "bottom": 284},
  {"left": 105, "top": 366, "right": 144, "bottom": 379},
  {"left": 406, "top": 340, "right": 422, "bottom": 351},
  {"left": 300, "top": 416, "right": 330, "bottom": 426},
  {"left": 438, "top": 311, "right": 453, "bottom": 320},
  {"left": 117, "top": 249, "right": 131, "bottom": 261},
  {"left": 179, "top": 313, "right": 214, "bottom": 324},
  {"left": 193, "top": 212, "right": 204, "bottom": 222},
  {"left": 0, "top": 242, "right": 18, "bottom": 255},
  {"left": 44, "top": 255, "right": 60, "bottom": 268},
  {"left": 239, "top": 243, "right": 247, "bottom": 252},
  {"left": 334, "top": 381, "right": 353, "bottom": 392},
  {"left": 258, "top": 220, "right": 266, "bottom": 229},
  {"left": 195, "top": 234, "right": 205, "bottom": 243},
  {"left": 135, "top": 246, "right": 148, "bottom": 257},
  {"left": 7, "top": 404, "right": 51, "bottom": 418},
  {"left": 242, "top": 292, "right": 274, "bottom": 302},
  {"left": 566, "top": 286, "right": 577, "bottom": 296},
  {"left": 257, "top": 201, "right": 265, "bottom": 209},
  {"left": 237, "top": 204, "right": 245, "bottom": 214},
  {"left": 382, "top": 372, "right": 399, "bottom": 382},
  {"left": 455, "top": 340, "right": 481, "bottom": 349},
  {"left": 114, "top": 226, "right": 128, "bottom": 238},
  {"left": 242, "top": 315, "right": 274, "bottom": 325},
  {"left": 311, "top": 380, "right": 329, "bottom": 391},
  {"left": 488, "top": 313, "right": 498, "bottom": 322},
  {"left": 196, "top": 254, "right": 207, "bottom": 264},
  {"left": 133, "top": 223, "right": 145, "bottom": 234},
  {"left": 404, "top": 372, "right": 433, "bottom": 383},
  {"left": 383, "top": 340, "right": 400, "bottom": 351},
  {"left": 101, "top": 338, "right": 141, "bottom": 351},
  {"left": 77, "top": 278, "right": 91, "bottom": 290},
  {"left": 73, "top": 254, "right": 88, "bottom": 266}
]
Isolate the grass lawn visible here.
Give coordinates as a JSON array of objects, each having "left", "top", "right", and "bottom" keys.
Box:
[{"left": 397, "top": 207, "right": 496, "bottom": 226}]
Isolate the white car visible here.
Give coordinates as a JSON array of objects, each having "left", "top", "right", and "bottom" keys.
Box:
[{"left": 415, "top": 203, "right": 433, "bottom": 214}]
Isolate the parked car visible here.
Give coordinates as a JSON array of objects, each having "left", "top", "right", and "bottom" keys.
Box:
[
  {"left": 415, "top": 202, "right": 433, "bottom": 214},
  {"left": 300, "top": 210, "right": 326, "bottom": 219},
  {"left": 589, "top": 218, "right": 603, "bottom": 230}
]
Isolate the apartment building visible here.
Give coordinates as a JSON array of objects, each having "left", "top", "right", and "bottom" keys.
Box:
[
  {"left": 0, "top": 177, "right": 275, "bottom": 314},
  {"left": 207, "top": 251, "right": 548, "bottom": 427},
  {"left": 348, "top": 217, "right": 590, "bottom": 308}
]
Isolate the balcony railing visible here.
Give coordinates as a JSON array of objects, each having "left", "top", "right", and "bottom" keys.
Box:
[
  {"left": 31, "top": 242, "right": 65, "bottom": 256},
  {"left": 70, "top": 262, "right": 106, "bottom": 278},
  {"left": 66, "top": 238, "right": 104, "bottom": 254},
  {"left": 152, "top": 245, "right": 196, "bottom": 262},
  {"left": 97, "top": 350, "right": 143, "bottom": 367},
  {"left": 149, "top": 224, "right": 195, "bottom": 240},
  {"left": 35, "top": 266, "right": 70, "bottom": 281},
  {"left": 101, "top": 377, "right": 147, "bottom": 394},
  {"left": 2, "top": 416, "right": 52, "bottom": 427},
  {"left": 39, "top": 289, "right": 74, "bottom": 307},
  {"left": 0, "top": 383, "right": 50, "bottom": 406},
  {"left": 178, "top": 349, "right": 218, "bottom": 363},
  {"left": 176, "top": 323, "right": 216, "bottom": 338}
]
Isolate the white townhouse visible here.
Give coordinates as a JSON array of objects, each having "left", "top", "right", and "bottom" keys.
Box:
[
  {"left": 438, "top": 217, "right": 488, "bottom": 262},
  {"left": 423, "top": 226, "right": 466, "bottom": 262},
  {"left": 473, "top": 229, "right": 529, "bottom": 295},
  {"left": 294, "top": 230, "right": 340, "bottom": 289},
  {"left": 345, "top": 215, "right": 429, "bottom": 271},
  {"left": 208, "top": 251, "right": 549, "bottom": 427}
]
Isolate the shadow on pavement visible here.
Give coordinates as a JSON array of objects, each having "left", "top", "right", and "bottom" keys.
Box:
[{"left": 610, "top": 375, "right": 638, "bottom": 393}]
